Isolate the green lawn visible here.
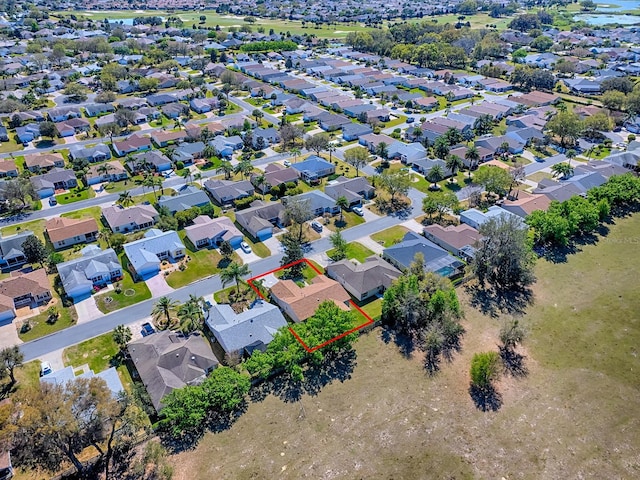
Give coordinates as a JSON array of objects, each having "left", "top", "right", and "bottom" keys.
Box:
[
  {"left": 527, "top": 171, "right": 554, "bottom": 183},
  {"left": 18, "top": 277, "right": 78, "bottom": 342},
  {"left": 62, "top": 332, "right": 134, "bottom": 391},
  {"left": 383, "top": 115, "right": 408, "bottom": 129},
  {"left": 370, "top": 226, "right": 410, "bottom": 248},
  {"left": 14, "top": 360, "right": 41, "bottom": 390},
  {"left": 354, "top": 296, "right": 383, "bottom": 321},
  {"left": 324, "top": 210, "right": 366, "bottom": 231},
  {"left": 132, "top": 188, "right": 174, "bottom": 206},
  {"left": 103, "top": 178, "right": 138, "bottom": 194},
  {"left": 55, "top": 186, "right": 95, "bottom": 205},
  {"left": 226, "top": 102, "right": 242, "bottom": 115},
  {"left": 327, "top": 241, "right": 375, "bottom": 263},
  {"left": 241, "top": 234, "right": 270, "bottom": 258},
  {"left": 61, "top": 205, "right": 103, "bottom": 223},
  {"left": 95, "top": 258, "right": 151, "bottom": 313},
  {"left": 165, "top": 235, "right": 228, "bottom": 289},
  {"left": 0, "top": 218, "right": 46, "bottom": 239},
  {"left": 0, "top": 136, "right": 23, "bottom": 153}
]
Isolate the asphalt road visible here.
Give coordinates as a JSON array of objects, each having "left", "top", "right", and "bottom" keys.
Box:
[{"left": 19, "top": 188, "right": 425, "bottom": 362}]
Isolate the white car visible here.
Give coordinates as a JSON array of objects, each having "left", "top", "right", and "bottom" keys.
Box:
[
  {"left": 352, "top": 206, "right": 364, "bottom": 216},
  {"left": 283, "top": 160, "right": 291, "bottom": 167},
  {"left": 40, "top": 361, "right": 52, "bottom": 377},
  {"left": 311, "top": 221, "right": 323, "bottom": 232},
  {"left": 240, "top": 241, "right": 252, "bottom": 254}
]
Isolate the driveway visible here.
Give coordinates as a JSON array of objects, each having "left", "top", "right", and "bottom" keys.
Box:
[
  {"left": 145, "top": 274, "right": 174, "bottom": 297},
  {"left": 0, "top": 322, "right": 21, "bottom": 349},
  {"left": 261, "top": 236, "right": 280, "bottom": 254},
  {"left": 74, "top": 296, "right": 102, "bottom": 324},
  {"left": 236, "top": 248, "right": 260, "bottom": 265}
]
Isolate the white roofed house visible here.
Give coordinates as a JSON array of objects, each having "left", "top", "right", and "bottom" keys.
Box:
[{"left": 185, "top": 215, "right": 244, "bottom": 249}]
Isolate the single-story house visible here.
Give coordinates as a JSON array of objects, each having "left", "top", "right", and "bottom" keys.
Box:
[
  {"left": 46, "top": 216, "right": 99, "bottom": 250},
  {"left": 40, "top": 365, "right": 123, "bottom": 397},
  {"left": 185, "top": 215, "right": 243, "bottom": 249},
  {"left": 460, "top": 206, "right": 525, "bottom": 230},
  {"left": 150, "top": 129, "right": 187, "bottom": 148},
  {"left": 129, "top": 151, "right": 172, "bottom": 173},
  {"left": 326, "top": 257, "right": 401, "bottom": 301},
  {"left": 206, "top": 300, "right": 288, "bottom": 356},
  {"left": 235, "top": 200, "right": 286, "bottom": 240},
  {"left": 270, "top": 275, "right": 351, "bottom": 323},
  {"left": 423, "top": 224, "right": 482, "bottom": 261},
  {"left": 342, "top": 123, "right": 373, "bottom": 141},
  {"left": 500, "top": 191, "right": 552, "bottom": 218},
  {"left": 24, "top": 153, "right": 64, "bottom": 173},
  {"left": 86, "top": 161, "right": 128, "bottom": 185},
  {"left": 204, "top": 179, "right": 255, "bottom": 206},
  {"left": 0, "top": 230, "right": 34, "bottom": 270},
  {"left": 158, "top": 185, "right": 210, "bottom": 214},
  {"left": 123, "top": 229, "right": 185, "bottom": 279},
  {"left": 289, "top": 190, "right": 339, "bottom": 216},
  {"left": 113, "top": 134, "right": 152, "bottom": 157},
  {"left": 0, "top": 160, "right": 18, "bottom": 178},
  {"left": 57, "top": 245, "right": 122, "bottom": 300},
  {"left": 102, "top": 204, "right": 159, "bottom": 233},
  {"left": 324, "top": 176, "right": 374, "bottom": 206},
  {"left": 69, "top": 143, "right": 112, "bottom": 163},
  {"left": 30, "top": 168, "right": 77, "bottom": 198},
  {"left": 128, "top": 331, "right": 218, "bottom": 411},
  {"left": 84, "top": 103, "right": 116, "bottom": 117},
  {"left": 251, "top": 162, "right": 300, "bottom": 194},
  {"left": 382, "top": 232, "right": 463, "bottom": 277},
  {"left": 0, "top": 269, "right": 51, "bottom": 323},
  {"left": 292, "top": 155, "right": 335, "bottom": 184}
]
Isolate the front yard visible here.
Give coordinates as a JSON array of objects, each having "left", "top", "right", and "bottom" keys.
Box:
[
  {"left": 165, "top": 237, "right": 228, "bottom": 289},
  {"left": 55, "top": 185, "right": 95, "bottom": 205},
  {"left": 324, "top": 210, "right": 366, "bottom": 231},
  {"left": 370, "top": 225, "right": 410, "bottom": 248},
  {"left": 95, "top": 259, "right": 151, "bottom": 314},
  {"left": 327, "top": 241, "right": 375, "bottom": 263}
]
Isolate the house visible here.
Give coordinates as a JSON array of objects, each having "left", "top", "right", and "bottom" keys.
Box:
[
  {"left": 326, "top": 257, "right": 401, "bottom": 301},
  {"left": 318, "top": 113, "right": 351, "bottom": 131},
  {"left": 69, "top": 143, "right": 112, "bottom": 163},
  {"left": 252, "top": 163, "right": 299, "bottom": 194},
  {"left": 270, "top": 275, "right": 351, "bottom": 323},
  {"left": 113, "top": 134, "right": 152, "bottom": 157},
  {"left": 102, "top": 204, "right": 159, "bottom": 233},
  {"left": 382, "top": 232, "right": 463, "bottom": 277},
  {"left": 423, "top": 224, "right": 482, "bottom": 261},
  {"left": 475, "top": 135, "right": 525, "bottom": 155},
  {"left": 292, "top": 155, "right": 335, "bottom": 184},
  {"left": 46, "top": 217, "right": 99, "bottom": 250},
  {"left": 389, "top": 142, "right": 427, "bottom": 163},
  {"left": 505, "top": 127, "right": 545, "bottom": 146},
  {"left": 57, "top": 246, "right": 122, "bottom": 300},
  {"left": 500, "top": 191, "right": 552, "bottom": 217},
  {"left": 358, "top": 133, "right": 395, "bottom": 152},
  {"left": 161, "top": 103, "right": 187, "bottom": 119},
  {"left": 0, "top": 447, "right": 12, "bottom": 480},
  {"left": 235, "top": 200, "right": 286, "bottom": 240},
  {"left": 460, "top": 206, "right": 524, "bottom": 230},
  {"left": 189, "top": 97, "right": 218, "bottom": 114},
  {"left": 23, "top": 153, "right": 64, "bottom": 173},
  {"left": 86, "top": 161, "right": 128, "bottom": 185},
  {"left": 15, "top": 124, "right": 40, "bottom": 143},
  {"left": 30, "top": 168, "right": 78, "bottom": 198},
  {"left": 150, "top": 129, "right": 187, "bottom": 148},
  {"left": 211, "top": 135, "right": 243, "bottom": 157},
  {"left": 289, "top": 190, "right": 339, "bottom": 216},
  {"left": 185, "top": 215, "right": 243, "bottom": 249},
  {"left": 204, "top": 179, "right": 254, "bottom": 206},
  {"left": 146, "top": 93, "right": 177, "bottom": 107},
  {"left": 84, "top": 103, "right": 116, "bottom": 117},
  {"left": 55, "top": 118, "right": 90, "bottom": 137},
  {"left": 130, "top": 151, "right": 172, "bottom": 173},
  {"left": 47, "top": 107, "right": 81, "bottom": 122},
  {"left": 173, "top": 141, "right": 205, "bottom": 163},
  {"left": 128, "top": 331, "right": 218, "bottom": 411},
  {"left": 0, "top": 126, "right": 8, "bottom": 142},
  {"left": 123, "top": 229, "right": 185, "bottom": 279},
  {"left": 206, "top": 301, "right": 288, "bottom": 356},
  {"left": 415, "top": 96, "right": 439, "bottom": 111},
  {"left": 564, "top": 77, "right": 603, "bottom": 95},
  {"left": 40, "top": 365, "right": 123, "bottom": 396},
  {"left": 0, "top": 231, "right": 34, "bottom": 270},
  {"left": 324, "top": 176, "right": 374, "bottom": 206},
  {"left": 0, "top": 269, "right": 51, "bottom": 323},
  {"left": 158, "top": 185, "right": 210, "bottom": 214},
  {"left": 0, "top": 160, "right": 18, "bottom": 178},
  {"left": 252, "top": 127, "right": 280, "bottom": 149},
  {"left": 342, "top": 123, "right": 373, "bottom": 142}
]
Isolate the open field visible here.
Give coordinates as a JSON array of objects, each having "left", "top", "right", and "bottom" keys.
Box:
[
  {"left": 169, "top": 213, "right": 640, "bottom": 479},
  {"left": 58, "top": 11, "right": 374, "bottom": 39}
]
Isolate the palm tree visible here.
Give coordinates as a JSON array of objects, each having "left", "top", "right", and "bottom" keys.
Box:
[
  {"left": 375, "top": 142, "right": 388, "bottom": 161},
  {"left": 551, "top": 162, "right": 574, "bottom": 179},
  {"left": 151, "top": 296, "right": 180, "bottom": 330},
  {"left": 173, "top": 118, "right": 184, "bottom": 130},
  {"left": 203, "top": 144, "right": 216, "bottom": 159},
  {"left": 217, "top": 161, "right": 233, "bottom": 180},
  {"left": 234, "top": 159, "right": 253, "bottom": 180},
  {"left": 254, "top": 174, "right": 266, "bottom": 198},
  {"left": 336, "top": 195, "right": 349, "bottom": 223},
  {"left": 465, "top": 146, "right": 480, "bottom": 179},
  {"left": 177, "top": 295, "right": 204, "bottom": 334},
  {"left": 193, "top": 172, "right": 203, "bottom": 185},
  {"left": 499, "top": 141, "right": 511, "bottom": 160},
  {"left": 445, "top": 154, "right": 464, "bottom": 182},
  {"left": 97, "top": 162, "right": 114, "bottom": 181},
  {"left": 99, "top": 228, "right": 112, "bottom": 247},
  {"left": 220, "top": 262, "right": 251, "bottom": 300},
  {"left": 290, "top": 147, "right": 301, "bottom": 162},
  {"left": 565, "top": 148, "right": 577, "bottom": 167},
  {"left": 327, "top": 143, "right": 336, "bottom": 163},
  {"left": 426, "top": 165, "right": 444, "bottom": 190},
  {"left": 142, "top": 174, "right": 162, "bottom": 202},
  {"left": 117, "top": 191, "right": 133, "bottom": 208}
]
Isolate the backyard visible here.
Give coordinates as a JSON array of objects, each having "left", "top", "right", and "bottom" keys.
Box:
[{"left": 169, "top": 213, "right": 640, "bottom": 479}]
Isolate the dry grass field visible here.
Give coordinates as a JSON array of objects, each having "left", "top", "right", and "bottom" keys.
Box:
[{"left": 169, "top": 214, "right": 640, "bottom": 479}]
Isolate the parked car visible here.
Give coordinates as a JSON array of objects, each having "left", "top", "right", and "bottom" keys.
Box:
[
  {"left": 311, "top": 221, "right": 323, "bottom": 232},
  {"left": 283, "top": 160, "right": 291, "bottom": 167},
  {"left": 141, "top": 322, "right": 155, "bottom": 337},
  {"left": 40, "top": 361, "right": 52, "bottom": 377},
  {"left": 240, "top": 241, "right": 252, "bottom": 254},
  {"left": 352, "top": 206, "right": 364, "bottom": 216},
  {"left": 406, "top": 117, "right": 415, "bottom": 123},
  {"left": 48, "top": 197, "right": 57, "bottom": 206}
]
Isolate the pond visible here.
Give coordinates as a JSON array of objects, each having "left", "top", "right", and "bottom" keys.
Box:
[
  {"left": 107, "top": 17, "right": 164, "bottom": 26},
  {"left": 596, "top": 1, "right": 640, "bottom": 12},
  {"left": 575, "top": 13, "right": 640, "bottom": 25}
]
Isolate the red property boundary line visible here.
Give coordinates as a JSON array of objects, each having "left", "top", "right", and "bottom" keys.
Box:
[{"left": 246, "top": 258, "right": 374, "bottom": 353}]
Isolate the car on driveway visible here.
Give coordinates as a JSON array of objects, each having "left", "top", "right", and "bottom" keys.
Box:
[
  {"left": 40, "top": 361, "right": 52, "bottom": 377},
  {"left": 352, "top": 206, "right": 364, "bottom": 216},
  {"left": 406, "top": 117, "right": 415, "bottom": 123},
  {"left": 240, "top": 241, "right": 252, "bottom": 254},
  {"left": 311, "top": 221, "right": 323, "bottom": 232},
  {"left": 141, "top": 322, "right": 155, "bottom": 337},
  {"left": 283, "top": 160, "right": 291, "bottom": 167},
  {"left": 48, "top": 197, "right": 57, "bottom": 206}
]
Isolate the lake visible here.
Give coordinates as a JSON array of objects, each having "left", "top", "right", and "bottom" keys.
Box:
[
  {"left": 597, "top": 1, "right": 640, "bottom": 12},
  {"left": 575, "top": 13, "right": 640, "bottom": 25},
  {"left": 107, "top": 17, "right": 164, "bottom": 26}
]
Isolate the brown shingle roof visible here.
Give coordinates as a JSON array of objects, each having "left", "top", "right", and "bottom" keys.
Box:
[
  {"left": 46, "top": 216, "right": 99, "bottom": 244},
  {"left": 271, "top": 275, "right": 350, "bottom": 322},
  {"left": 0, "top": 269, "right": 50, "bottom": 312}
]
